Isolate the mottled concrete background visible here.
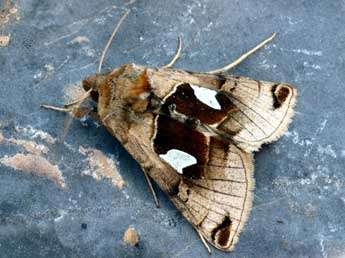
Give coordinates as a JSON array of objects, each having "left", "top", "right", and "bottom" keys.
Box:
[{"left": 1, "top": 0, "right": 345, "bottom": 257}]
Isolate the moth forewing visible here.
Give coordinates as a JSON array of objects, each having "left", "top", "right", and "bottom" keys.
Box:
[{"left": 81, "top": 63, "right": 296, "bottom": 252}]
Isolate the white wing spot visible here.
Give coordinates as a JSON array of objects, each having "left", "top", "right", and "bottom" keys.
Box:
[
  {"left": 159, "top": 149, "right": 197, "bottom": 174},
  {"left": 191, "top": 84, "right": 221, "bottom": 110}
]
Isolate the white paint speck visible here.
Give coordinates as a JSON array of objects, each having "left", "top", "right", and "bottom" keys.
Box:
[
  {"left": 292, "top": 49, "right": 323, "bottom": 56},
  {"left": 94, "top": 16, "right": 106, "bottom": 25},
  {"left": 285, "top": 130, "right": 312, "bottom": 147},
  {"left": 82, "top": 46, "right": 96, "bottom": 57},
  {"left": 317, "top": 145, "right": 337, "bottom": 159},
  {"left": 260, "top": 59, "right": 271, "bottom": 70},
  {"left": 300, "top": 178, "right": 311, "bottom": 185},
  {"left": 319, "top": 235, "right": 328, "bottom": 258},
  {"left": 286, "top": 16, "right": 301, "bottom": 25},
  {"left": 44, "top": 64, "right": 55, "bottom": 72},
  {"left": 328, "top": 224, "right": 338, "bottom": 233},
  {"left": 191, "top": 84, "right": 221, "bottom": 110},
  {"left": 70, "top": 36, "right": 90, "bottom": 44},
  {"left": 54, "top": 210, "right": 68, "bottom": 222},
  {"left": 303, "top": 62, "right": 322, "bottom": 70},
  {"left": 33, "top": 71, "right": 42, "bottom": 79},
  {"left": 160, "top": 149, "right": 197, "bottom": 174},
  {"left": 205, "top": 21, "right": 213, "bottom": 31},
  {"left": 318, "top": 119, "right": 328, "bottom": 133}
]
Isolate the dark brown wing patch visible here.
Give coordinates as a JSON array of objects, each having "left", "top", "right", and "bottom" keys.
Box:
[
  {"left": 153, "top": 82, "right": 238, "bottom": 178},
  {"left": 272, "top": 84, "right": 291, "bottom": 109},
  {"left": 153, "top": 115, "right": 208, "bottom": 178},
  {"left": 212, "top": 216, "right": 232, "bottom": 248},
  {"left": 163, "top": 83, "right": 237, "bottom": 125}
]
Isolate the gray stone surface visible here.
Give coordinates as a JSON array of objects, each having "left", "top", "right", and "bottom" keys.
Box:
[{"left": 1, "top": 0, "right": 345, "bottom": 257}]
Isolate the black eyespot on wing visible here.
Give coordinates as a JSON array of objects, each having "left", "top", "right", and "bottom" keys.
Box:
[
  {"left": 212, "top": 216, "right": 232, "bottom": 248},
  {"left": 272, "top": 84, "right": 291, "bottom": 109}
]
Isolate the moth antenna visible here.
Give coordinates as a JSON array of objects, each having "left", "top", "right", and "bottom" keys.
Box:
[
  {"left": 207, "top": 32, "right": 277, "bottom": 74},
  {"left": 162, "top": 35, "right": 183, "bottom": 68},
  {"left": 98, "top": 10, "right": 130, "bottom": 73}
]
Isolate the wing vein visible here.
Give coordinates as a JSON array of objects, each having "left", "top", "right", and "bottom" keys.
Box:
[{"left": 193, "top": 183, "right": 244, "bottom": 198}]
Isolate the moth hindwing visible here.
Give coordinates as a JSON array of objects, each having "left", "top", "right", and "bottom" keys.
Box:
[{"left": 80, "top": 63, "right": 297, "bottom": 252}]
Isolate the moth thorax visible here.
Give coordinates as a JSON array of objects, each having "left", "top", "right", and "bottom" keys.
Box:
[
  {"left": 123, "top": 90, "right": 150, "bottom": 113},
  {"left": 123, "top": 71, "right": 153, "bottom": 113}
]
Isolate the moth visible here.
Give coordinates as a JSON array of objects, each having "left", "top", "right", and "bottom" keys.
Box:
[{"left": 42, "top": 11, "right": 297, "bottom": 253}]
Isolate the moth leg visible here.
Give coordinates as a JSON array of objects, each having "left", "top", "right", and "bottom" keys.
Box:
[
  {"left": 207, "top": 32, "right": 276, "bottom": 74},
  {"left": 162, "top": 35, "right": 182, "bottom": 68},
  {"left": 197, "top": 229, "right": 212, "bottom": 254},
  {"left": 143, "top": 169, "right": 160, "bottom": 208}
]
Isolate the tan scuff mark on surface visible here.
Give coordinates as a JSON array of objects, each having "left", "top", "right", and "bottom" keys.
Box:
[
  {"left": 123, "top": 227, "right": 139, "bottom": 247},
  {"left": 7, "top": 138, "right": 49, "bottom": 155},
  {"left": 79, "top": 146, "right": 125, "bottom": 189},
  {"left": 0, "top": 35, "right": 10, "bottom": 47},
  {"left": 0, "top": 0, "right": 19, "bottom": 26},
  {"left": 0, "top": 154, "right": 66, "bottom": 189}
]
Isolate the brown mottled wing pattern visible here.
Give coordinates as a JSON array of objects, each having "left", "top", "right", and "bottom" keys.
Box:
[{"left": 170, "top": 138, "right": 254, "bottom": 251}]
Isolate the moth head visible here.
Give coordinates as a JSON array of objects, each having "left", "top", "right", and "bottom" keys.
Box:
[
  {"left": 82, "top": 65, "right": 155, "bottom": 117},
  {"left": 82, "top": 73, "right": 107, "bottom": 102}
]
